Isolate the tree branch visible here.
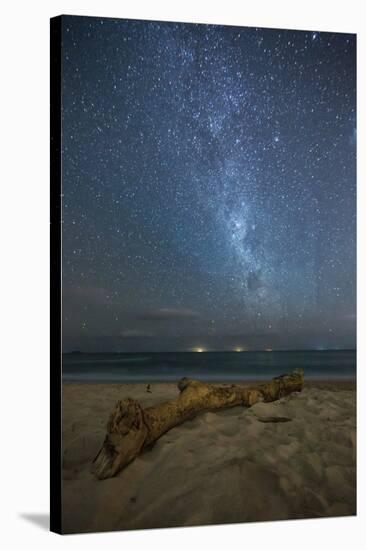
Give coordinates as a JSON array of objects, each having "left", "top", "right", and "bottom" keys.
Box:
[{"left": 93, "top": 368, "right": 304, "bottom": 479}]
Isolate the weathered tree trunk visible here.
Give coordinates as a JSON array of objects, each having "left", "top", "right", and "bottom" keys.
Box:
[{"left": 93, "top": 369, "right": 304, "bottom": 480}]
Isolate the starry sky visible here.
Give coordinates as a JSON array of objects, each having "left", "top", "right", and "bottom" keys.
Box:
[{"left": 61, "top": 15, "right": 356, "bottom": 353}]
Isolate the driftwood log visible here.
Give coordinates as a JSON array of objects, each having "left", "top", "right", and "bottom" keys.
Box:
[{"left": 93, "top": 368, "right": 304, "bottom": 480}]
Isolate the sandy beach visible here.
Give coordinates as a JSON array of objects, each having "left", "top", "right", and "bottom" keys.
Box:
[{"left": 62, "top": 380, "right": 356, "bottom": 533}]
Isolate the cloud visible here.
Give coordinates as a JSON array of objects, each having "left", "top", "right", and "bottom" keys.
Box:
[
  {"left": 342, "top": 313, "right": 356, "bottom": 321},
  {"left": 138, "top": 307, "right": 200, "bottom": 321},
  {"left": 63, "top": 285, "right": 113, "bottom": 306},
  {"left": 247, "top": 270, "right": 264, "bottom": 291},
  {"left": 120, "top": 329, "right": 154, "bottom": 338}
]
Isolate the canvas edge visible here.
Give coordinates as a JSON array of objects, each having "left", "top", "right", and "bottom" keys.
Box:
[{"left": 50, "top": 14, "right": 62, "bottom": 535}]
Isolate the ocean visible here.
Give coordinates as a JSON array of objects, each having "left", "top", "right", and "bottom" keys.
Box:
[{"left": 62, "top": 350, "right": 356, "bottom": 383}]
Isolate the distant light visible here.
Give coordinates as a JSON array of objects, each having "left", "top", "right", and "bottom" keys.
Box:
[
  {"left": 235, "top": 347, "right": 243, "bottom": 352},
  {"left": 194, "top": 347, "right": 205, "bottom": 353},
  {"left": 265, "top": 348, "right": 273, "bottom": 352}
]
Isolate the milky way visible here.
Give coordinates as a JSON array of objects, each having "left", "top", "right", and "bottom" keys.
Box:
[{"left": 61, "top": 16, "right": 356, "bottom": 352}]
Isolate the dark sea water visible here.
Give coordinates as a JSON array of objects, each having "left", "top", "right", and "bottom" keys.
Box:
[{"left": 62, "top": 350, "right": 356, "bottom": 383}]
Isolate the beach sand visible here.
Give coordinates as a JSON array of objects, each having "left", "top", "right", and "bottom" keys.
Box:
[{"left": 61, "top": 380, "right": 356, "bottom": 533}]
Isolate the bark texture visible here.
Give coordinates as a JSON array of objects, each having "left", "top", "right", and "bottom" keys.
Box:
[{"left": 93, "top": 368, "right": 304, "bottom": 480}]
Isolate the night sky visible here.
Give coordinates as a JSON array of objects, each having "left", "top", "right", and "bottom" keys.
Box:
[{"left": 61, "top": 16, "right": 356, "bottom": 353}]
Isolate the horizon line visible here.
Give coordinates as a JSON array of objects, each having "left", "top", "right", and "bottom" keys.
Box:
[{"left": 63, "top": 348, "right": 356, "bottom": 354}]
